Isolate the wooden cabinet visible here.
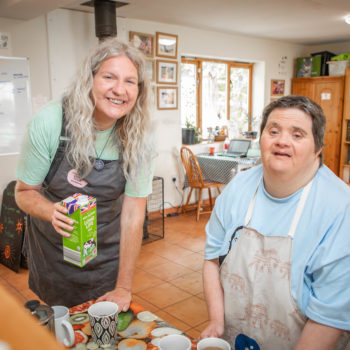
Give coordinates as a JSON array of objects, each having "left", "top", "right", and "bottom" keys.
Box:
[
  {"left": 292, "top": 76, "right": 344, "bottom": 176},
  {"left": 339, "top": 69, "right": 350, "bottom": 185}
]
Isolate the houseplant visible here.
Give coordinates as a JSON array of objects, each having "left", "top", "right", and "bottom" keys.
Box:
[{"left": 182, "top": 120, "right": 200, "bottom": 144}]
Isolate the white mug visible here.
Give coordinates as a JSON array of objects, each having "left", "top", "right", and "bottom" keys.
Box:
[
  {"left": 197, "top": 337, "right": 231, "bottom": 350},
  {"left": 158, "top": 334, "right": 191, "bottom": 350},
  {"left": 52, "top": 305, "right": 75, "bottom": 347}
]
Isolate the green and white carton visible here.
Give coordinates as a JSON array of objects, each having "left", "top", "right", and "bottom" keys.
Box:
[{"left": 61, "top": 193, "right": 97, "bottom": 267}]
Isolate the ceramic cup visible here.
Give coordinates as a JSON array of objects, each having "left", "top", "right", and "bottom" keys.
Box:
[
  {"left": 197, "top": 337, "right": 231, "bottom": 350},
  {"left": 52, "top": 305, "right": 75, "bottom": 347},
  {"left": 88, "top": 301, "right": 118, "bottom": 346},
  {"left": 158, "top": 334, "right": 191, "bottom": 350}
]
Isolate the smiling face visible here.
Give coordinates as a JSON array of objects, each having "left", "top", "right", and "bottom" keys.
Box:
[
  {"left": 260, "top": 107, "right": 322, "bottom": 181},
  {"left": 91, "top": 55, "right": 139, "bottom": 130}
]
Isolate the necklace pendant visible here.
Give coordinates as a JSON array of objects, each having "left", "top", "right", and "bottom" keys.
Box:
[{"left": 94, "top": 159, "right": 104, "bottom": 171}]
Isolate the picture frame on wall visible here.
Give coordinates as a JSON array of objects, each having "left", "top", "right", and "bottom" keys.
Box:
[
  {"left": 156, "top": 32, "right": 178, "bottom": 59},
  {"left": 157, "top": 86, "right": 178, "bottom": 110},
  {"left": 270, "top": 79, "right": 285, "bottom": 96},
  {"left": 156, "top": 60, "right": 177, "bottom": 84},
  {"left": 129, "top": 31, "right": 154, "bottom": 57},
  {"left": 145, "top": 59, "right": 155, "bottom": 81}
]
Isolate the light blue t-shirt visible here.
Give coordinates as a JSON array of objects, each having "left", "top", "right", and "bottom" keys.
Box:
[
  {"left": 16, "top": 101, "right": 154, "bottom": 197},
  {"left": 205, "top": 164, "right": 350, "bottom": 330}
]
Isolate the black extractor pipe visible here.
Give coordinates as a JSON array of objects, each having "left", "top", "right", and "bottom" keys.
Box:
[{"left": 94, "top": 0, "right": 117, "bottom": 40}]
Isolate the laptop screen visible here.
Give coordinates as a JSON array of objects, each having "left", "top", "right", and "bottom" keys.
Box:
[{"left": 227, "top": 139, "right": 251, "bottom": 156}]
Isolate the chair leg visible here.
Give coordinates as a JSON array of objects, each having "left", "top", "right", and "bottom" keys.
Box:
[
  {"left": 208, "top": 188, "right": 213, "bottom": 210},
  {"left": 183, "top": 187, "right": 193, "bottom": 213},
  {"left": 197, "top": 188, "right": 203, "bottom": 221},
  {"left": 217, "top": 186, "right": 221, "bottom": 194}
]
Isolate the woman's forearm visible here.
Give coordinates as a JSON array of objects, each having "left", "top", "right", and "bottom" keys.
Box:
[
  {"left": 203, "top": 259, "right": 225, "bottom": 324},
  {"left": 294, "top": 319, "right": 343, "bottom": 350},
  {"left": 200, "top": 259, "right": 225, "bottom": 339},
  {"left": 15, "top": 180, "right": 54, "bottom": 221},
  {"left": 15, "top": 180, "right": 73, "bottom": 237}
]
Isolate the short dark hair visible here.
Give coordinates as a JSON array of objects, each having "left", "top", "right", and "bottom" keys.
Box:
[{"left": 260, "top": 95, "right": 326, "bottom": 160}]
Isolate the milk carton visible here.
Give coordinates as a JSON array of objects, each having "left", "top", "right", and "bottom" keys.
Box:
[{"left": 61, "top": 193, "right": 97, "bottom": 267}]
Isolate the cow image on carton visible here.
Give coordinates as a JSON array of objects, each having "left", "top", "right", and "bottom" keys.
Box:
[{"left": 61, "top": 193, "right": 97, "bottom": 267}]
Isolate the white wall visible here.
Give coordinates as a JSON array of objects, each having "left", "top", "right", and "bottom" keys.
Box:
[
  {"left": 0, "top": 9, "right": 306, "bottom": 209},
  {"left": 0, "top": 16, "right": 51, "bottom": 109},
  {"left": 0, "top": 15, "right": 51, "bottom": 200}
]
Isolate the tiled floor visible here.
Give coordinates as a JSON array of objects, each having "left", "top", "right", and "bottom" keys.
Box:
[{"left": 0, "top": 211, "right": 210, "bottom": 340}]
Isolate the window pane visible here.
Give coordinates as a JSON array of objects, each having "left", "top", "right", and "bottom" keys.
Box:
[
  {"left": 180, "top": 63, "right": 197, "bottom": 127},
  {"left": 202, "top": 62, "right": 227, "bottom": 136},
  {"left": 229, "top": 67, "right": 250, "bottom": 136}
]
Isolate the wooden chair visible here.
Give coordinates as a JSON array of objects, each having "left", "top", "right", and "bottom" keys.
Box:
[{"left": 180, "top": 146, "right": 223, "bottom": 221}]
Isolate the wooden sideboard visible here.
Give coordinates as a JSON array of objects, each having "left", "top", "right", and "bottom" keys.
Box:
[{"left": 292, "top": 75, "right": 344, "bottom": 176}]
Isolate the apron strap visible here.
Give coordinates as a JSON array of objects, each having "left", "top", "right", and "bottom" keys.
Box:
[
  {"left": 244, "top": 175, "right": 262, "bottom": 226},
  {"left": 287, "top": 179, "right": 313, "bottom": 238}
]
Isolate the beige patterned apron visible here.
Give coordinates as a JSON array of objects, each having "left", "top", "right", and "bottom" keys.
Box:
[{"left": 220, "top": 178, "right": 349, "bottom": 350}]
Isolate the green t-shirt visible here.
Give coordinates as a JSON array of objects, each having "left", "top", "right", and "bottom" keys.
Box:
[{"left": 16, "top": 101, "right": 154, "bottom": 197}]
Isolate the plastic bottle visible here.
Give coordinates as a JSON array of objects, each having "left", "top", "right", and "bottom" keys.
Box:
[{"left": 224, "top": 137, "right": 230, "bottom": 152}]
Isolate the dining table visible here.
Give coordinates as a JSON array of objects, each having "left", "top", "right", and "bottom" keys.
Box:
[
  {"left": 184, "top": 152, "right": 261, "bottom": 187},
  {"left": 68, "top": 300, "right": 197, "bottom": 349}
]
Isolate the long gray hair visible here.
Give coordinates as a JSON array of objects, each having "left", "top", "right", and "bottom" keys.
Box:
[{"left": 62, "top": 37, "right": 154, "bottom": 185}]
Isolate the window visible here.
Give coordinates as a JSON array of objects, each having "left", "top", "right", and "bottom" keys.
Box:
[{"left": 181, "top": 57, "right": 253, "bottom": 138}]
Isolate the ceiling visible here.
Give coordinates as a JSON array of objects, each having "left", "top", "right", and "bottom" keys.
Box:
[{"left": 1, "top": 0, "right": 350, "bottom": 45}]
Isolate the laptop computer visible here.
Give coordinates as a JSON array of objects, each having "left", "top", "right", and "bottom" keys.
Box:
[{"left": 217, "top": 139, "right": 251, "bottom": 158}]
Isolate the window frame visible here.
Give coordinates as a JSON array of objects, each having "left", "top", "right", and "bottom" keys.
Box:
[{"left": 181, "top": 57, "right": 254, "bottom": 133}]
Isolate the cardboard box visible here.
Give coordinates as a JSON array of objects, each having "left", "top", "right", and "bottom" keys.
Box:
[
  {"left": 296, "top": 57, "right": 312, "bottom": 77},
  {"left": 310, "top": 55, "right": 321, "bottom": 77},
  {"left": 61, "top": 193, "right": 97, "bottom": 267},
  {"left": 296, "top": 56, "right": 322, "bottom": 77}
]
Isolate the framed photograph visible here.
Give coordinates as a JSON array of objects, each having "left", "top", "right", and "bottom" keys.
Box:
[
  {"left": 271, "top": 79, "right": 285, "bottom": 96},
  {"left": 156, "top": 32, "right": 178, "bottom": 59},
  {"left": 157, "top": 87, "right": 178, "bottom": 110},
  {"left": 129, "top": 31, "right": 154, "bottom": 57},
  {"left": 145, "top": 59, "right": 155, "bottom": 81},
  {"left": 156, "top": 60, "right": 177, "bottom": 84}
]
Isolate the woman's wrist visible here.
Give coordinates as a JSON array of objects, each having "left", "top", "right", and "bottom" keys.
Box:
[{"left": 115, "top": 286, "right": 131, "bottom": 293}]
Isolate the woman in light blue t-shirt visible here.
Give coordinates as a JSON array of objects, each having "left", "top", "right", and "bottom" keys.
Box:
[{"left": 201, "top": 95, "right": 350, "bottom": 350}]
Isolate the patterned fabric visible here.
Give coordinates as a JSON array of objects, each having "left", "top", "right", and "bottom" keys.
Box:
[
  {"left": 0, "top": 181, "right": 27, "bottom": 272},
  {"left": 183, "top": 153, "right": 260, "bottom": 187},
  {"left": 68, "top": 301, "right": 197, "bottom": 349},
  {"left": 220, "top": 177, "right": 350, "bottom": 349},
  {"left": 221, "top": 228, "right": 305, "bottom": 349}
]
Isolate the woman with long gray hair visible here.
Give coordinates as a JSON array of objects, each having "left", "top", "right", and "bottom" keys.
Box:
[{"left": 15, "top": 37, "right": 155, "bottom": 308}]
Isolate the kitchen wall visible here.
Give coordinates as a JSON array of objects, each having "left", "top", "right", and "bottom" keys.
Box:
[{"left": 0, "top": 9, "right": 309, "bottom": 208}]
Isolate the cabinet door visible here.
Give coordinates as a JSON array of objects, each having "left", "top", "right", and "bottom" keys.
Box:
[
  {"left": 292, "top": 78, "right": 315, "bottom": 98},
  {"left": 292, "top": 77, "right": 344, "bottom": 175},
  {"left": 313, "top": 78, "right": 344, "bottom": 175}
]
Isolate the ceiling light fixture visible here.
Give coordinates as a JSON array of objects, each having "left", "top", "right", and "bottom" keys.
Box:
[{"left": 345, "top": 15, "right": 350, "bottom": 24}]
